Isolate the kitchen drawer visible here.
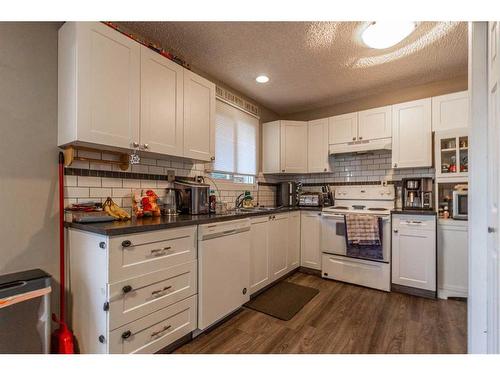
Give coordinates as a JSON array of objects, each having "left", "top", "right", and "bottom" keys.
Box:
[
  {"left": 109, "top": 295, "right": 197, "bottom": 354},
  {"left": 392, "top": 215, "right": 435, "bottom": 231},
  {"left": 109, "top": 226, "right": 197, "bottom": 282},
  {"left": 108, "top": 260, "right": 197, "bottom": 330}
]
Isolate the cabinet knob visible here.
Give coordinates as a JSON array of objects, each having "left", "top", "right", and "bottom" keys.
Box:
[
  {"left": 121, "top": 330, "right": 132, "bottom": 340},
  {"left": 99, "top": 241, "right": 106, "bottom": 249},
  {"left": 358, "top": 136, "right": 363, "bottom": 140},
  {"left": 488, "top": 227, "right": 496, "bottom": 233},
  {"left": 143, "top": 143, "right": 149, "bottom": 150},
  {"left": 393, "top": 229, "right": 399, "bottom": 233},
  {"left": 132, "top": 142, "right": 139, "bottom": 148},
  {"left": 393, "top": 163, "right": 398, "bottom": 168},
  {"left": 324, "top": 168, "right": 327, "bottom": 172},
  {"left": 122, "top": 285, "right": 133, "bottom": 294},
  {"left": 352, "top": 137, "right": 356, "bottom": 141},
  {"left": 121, "top": 240, "right": 132, "bottom": 248},
  {"left": 210, "top": 156, "right": 215, "bottom": 161},
  {"left": 282, "top": 169, "right": 285, "bottom": 173}
]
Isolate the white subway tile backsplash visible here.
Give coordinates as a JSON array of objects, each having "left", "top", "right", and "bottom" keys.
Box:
[
  {"left": 112, "top": 188, "right": 133, "bottom": 198},
  {"left": 102, "top": 177, "right": 121, "bottom": 188},
  {"left": 65, "top": 187, "right": 89, "bottom": 198},
  {"left": 89, "top": 188, "right": 112, "bottom": 198},
  {"left": 77, "top": 176, "right": 101, "bottom": 187},
  {"left": 122, "top": 179, "right": 141, "bottom": 188}
]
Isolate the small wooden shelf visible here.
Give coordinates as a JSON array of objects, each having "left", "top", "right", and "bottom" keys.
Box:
[{"left": 62, "top": 145, "right": 130, "bottom": 171}]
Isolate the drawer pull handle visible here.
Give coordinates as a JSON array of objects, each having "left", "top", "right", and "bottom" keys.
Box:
[
  {"left": 151, "top": 286, "right": 172, "bottom": 297},
  {"left": 150, "top": 246, "right": 172, "bottom": 256},
  {"left": 122, "top": 285, "right": 133, "bottom": 294},
  {"left": 151, "top": 325, "right": 172, "bottom": 337},
  {"left": 121, "top": 330, "right": 132, "bottom": 340},
  {"left": 122, "top": 240, "right": 132, "bottom": 248}
]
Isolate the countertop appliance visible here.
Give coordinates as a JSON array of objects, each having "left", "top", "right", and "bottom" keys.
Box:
[
  {"left": 402, "top": 178, "right": 434, "bottom": 210},
  {"left": 198, "top": 219, "right": 251, "bottom": 330},
  {"left": 277, "top": 181, "right": 298, "bottom": 207},
  {"left": 174, "top": 180, "right": 210, "bottom": 215},
  {"left": 452, "top": 189, "right": 468, "bottom": 220},
  {"left": 320, "top": 185, "right": 394, "bottom": 291},
  {"left": 299, "top": 192, "right": 322, "bottom": 207}
]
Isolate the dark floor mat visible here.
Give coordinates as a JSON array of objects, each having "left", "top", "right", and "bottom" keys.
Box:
[{"left": 244, "top": 281, "right": 319, "bottom": 321}]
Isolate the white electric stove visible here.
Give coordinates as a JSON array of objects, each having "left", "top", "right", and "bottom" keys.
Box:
[{"left": 321, "top": 184, "right": 395, "bottom": 291}]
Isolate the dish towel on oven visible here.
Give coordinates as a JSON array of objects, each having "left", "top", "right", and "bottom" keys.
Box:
[{"left": 344, "top": 214, "right": 383, "bottom": 260}]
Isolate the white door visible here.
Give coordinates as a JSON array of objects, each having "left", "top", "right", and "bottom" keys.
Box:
[
  {"left": 308, "top": 118, "right": 330, "bottom": 173},
  {"left": 262, "top": 121, "right": 281, "bottom": 173},
  {"left": 280, "top": 121, "right": 308, "bottom": 173},
  {"left": 300, "top": 212, "right": 322, "bottom": 270},
  {"left": 392, "top": 98, "right": 432, "bottom": 168},
  {"left": 392, "top": 218, "right": 436, "bottom": 291},
  {"left": 328, "top": 112, "right": 358, "bottom": 144},
  {"left": 288, "top": 212, "right": 301, "bottom": 270},
  {"left": 183, "top": 70, "right": 215, "bottom": 161},
  {"left": 140, "top": 46, "right": 184, "bottom": 156},
  {"left": 432, "top": 91, "right": 470, "bottom": 131},
  {"left": 358, "top": 106, "right": 392, "bottom": 141},
  {"left": 487, "top": 21, "right": 500, "bottom": 353},
  {"left": 249, "top": 216, "right": 270, "bottom": 294},
  {"left": 269, "top": 214, "right": 289, "bottom": 280},
  {"left": 76, "top": 22, "right": 140, "bottom": 149}
]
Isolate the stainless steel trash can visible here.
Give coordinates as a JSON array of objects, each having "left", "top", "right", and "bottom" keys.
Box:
[{"left": 0, "top": 269, "right": 51, "bottom": 353}]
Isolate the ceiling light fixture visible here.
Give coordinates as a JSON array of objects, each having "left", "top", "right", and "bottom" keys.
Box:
[
  {"left": 256, "top": 75, "right": 270, "bottom": 83},
  {"left": 361, "top": 21, "right": 416, "bottom": 49}
]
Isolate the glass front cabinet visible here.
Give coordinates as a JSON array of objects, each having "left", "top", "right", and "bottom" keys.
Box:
[{"left": 434, "top": 128, "right": 469, "bottom": 181}]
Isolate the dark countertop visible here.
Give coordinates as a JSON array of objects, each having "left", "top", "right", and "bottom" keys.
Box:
[
  {"left": 391, "top": 209, "right": 437, "bottom": 216},
  {"left": 65, "top": 206, "right": 322, "bottom": 236}
]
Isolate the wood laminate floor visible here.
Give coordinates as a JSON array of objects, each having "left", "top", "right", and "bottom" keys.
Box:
[{"left": 174, "top": 272, "right": 467, "bottom": 354}]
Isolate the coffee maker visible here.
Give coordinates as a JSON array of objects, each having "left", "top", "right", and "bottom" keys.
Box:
[{"left": 402, "top": 178, "right": 434, "bottom": 210}]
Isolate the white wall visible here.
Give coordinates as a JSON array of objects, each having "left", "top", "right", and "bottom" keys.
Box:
[{"left": 0, "top": 23, "right": 61, "bottom": 312}]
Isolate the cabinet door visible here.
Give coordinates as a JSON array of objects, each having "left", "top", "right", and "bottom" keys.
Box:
[
  {"left": 288, "top": 212, "right": 301, "bottom": 270},
  {"left": 308, "top": 118, "right": 330, "bottom": 173},
  {"left": 391, "top": 98, "right": 432, "bottom": 168},
  {"left": 300, "top": 212, "right": 322, "bottom": 270},
  {"left": 280, "top": 121, "right": 308, "bottom": 173},
  {"left": 262, "top": 121, "right": 281, "bottom": 173},
  {"left": 76, "top": 22, "right": 140, "bottom": 149},
  {"left": 328, "top": 112, "right": 358, "bottom": 144},
  {"left": 392, "top": 218, "right": 436, "bottom": 291},
  {"left": 183, "top": 70, "right": 215, "bottom": 161},
  {"left": 249, "top": 217, "right": 270, "bottom": 293},
  {"left": 358, "top": 106, "right": 392, "bottom": 141},
  {"left": 140, "top": 46, "right": 184, "bottom": 156},
  {"left": 438, "top": 223, "right": 468, "bottom": 298},
  {"left": 269, "top": 214, "right": 289, "bottom": 281},
  {"left": 432, "top": 91, "right": 469, "bottom": 132}
]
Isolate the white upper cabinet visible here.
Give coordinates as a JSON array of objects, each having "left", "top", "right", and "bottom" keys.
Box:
[
  {"left": 262, "top": 121, "right": 281, "bottom": 174},
  {"left": 58, "top": 22, "right": 140, "bottom": 148},
  {"left": 308, "top": 118, "right": 330, "bottom": 173},
  {"left": 358, "top": 105, "right": 392, "bottom": 140},
  {"left": 183, "top": 70, "right": 216, "bottom": 161},
  {"left": 432, "top": 91, "right": 469, "bottom": 132},
  {"left": 391, "top": 98, "right": 432, "bottom": 169},
  {"left": 328, "top": 112, "right": 358, "bottom": 144},
  {"left": 280, "top": 121, "right": 308, "bottom": 173},
  {"left": 59, "top": 22, "right": 216, "bottom": 162},
  {"left": 140, "top": 46, "right": 184, "bottom": 156}
]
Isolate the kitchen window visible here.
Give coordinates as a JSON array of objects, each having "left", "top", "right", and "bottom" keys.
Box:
[{"left": 210, "top": 99, "right": 259, "bottom": 184}]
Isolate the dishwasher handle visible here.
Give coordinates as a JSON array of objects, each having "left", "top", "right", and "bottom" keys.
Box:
[{"left": 199, "top": 225, "right": 250, "bottom": 241}]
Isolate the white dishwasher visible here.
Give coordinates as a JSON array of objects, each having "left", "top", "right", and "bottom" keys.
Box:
[{"left": 198, "top": 218, "right": 251, "bottom": 330}]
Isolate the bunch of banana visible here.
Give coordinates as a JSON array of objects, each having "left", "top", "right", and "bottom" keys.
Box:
[{"left": 103, "top": 197, "right": 131, "bottom": 220}]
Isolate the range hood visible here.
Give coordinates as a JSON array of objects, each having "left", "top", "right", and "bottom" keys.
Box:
[{"left": 328, "top": 137, "right": 392, "bottom": 155}]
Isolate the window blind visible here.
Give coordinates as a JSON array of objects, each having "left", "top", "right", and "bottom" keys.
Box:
[{"left": 214, "top": 99, "right": 258, "bottom": 176}]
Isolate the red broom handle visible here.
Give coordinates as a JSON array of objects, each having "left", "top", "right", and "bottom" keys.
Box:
[{"left": 58, "top": 152, "right": 65, "bottom": 322}]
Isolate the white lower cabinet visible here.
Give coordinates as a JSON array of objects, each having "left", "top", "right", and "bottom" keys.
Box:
[
  {"left": 269, "top": 213, "right": 290, "bottom": 281},
  {"left": 300, "top": 211, "right": 322, "bottom": 270},
  {"left": 437, "top": 220, "right": 468, "bottom": 299},
  {"left": 249, "top": 211, "right": 302, "bottom": 295},
  {"left": 68, "top": 226, "right": 198, "bottom": 354},
  {"left": 288, "top": 211, "right": 301, "bottom": 269},
  {"left": 249, "top": 216, "right": 271, "bottom": 293},
  {"left": 391, "top": 214, "right": 436, "bottom": 292}
]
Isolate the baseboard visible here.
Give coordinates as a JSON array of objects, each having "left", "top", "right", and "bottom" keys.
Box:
[
  {"left": 438, "top": 288, "right": 468, "bottom": 300},
  {"left": 298, "top": 266, "right": 321, "bottom": 276},
  {"left": 391, "top": 283, "right": 437, "bottom": 299},
  {"left": 156, "top": 332, "right": 193, "bottom": 354}
]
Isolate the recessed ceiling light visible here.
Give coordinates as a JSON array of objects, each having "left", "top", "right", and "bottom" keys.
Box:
[
  {"left": 256, "top": 75, "right": 270, "bottom": 83},
  {"left": 361, "top": 21, "right": 416, "bottom": 49}
]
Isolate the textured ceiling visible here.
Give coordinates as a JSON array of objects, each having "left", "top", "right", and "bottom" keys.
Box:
[{"left": 118, "top": 22, "right": 468, "bottom": 116}]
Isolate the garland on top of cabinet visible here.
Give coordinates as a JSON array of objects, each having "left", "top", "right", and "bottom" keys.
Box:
[{"left": 103, "top": 22, "right": 190, "bottom": 70}]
